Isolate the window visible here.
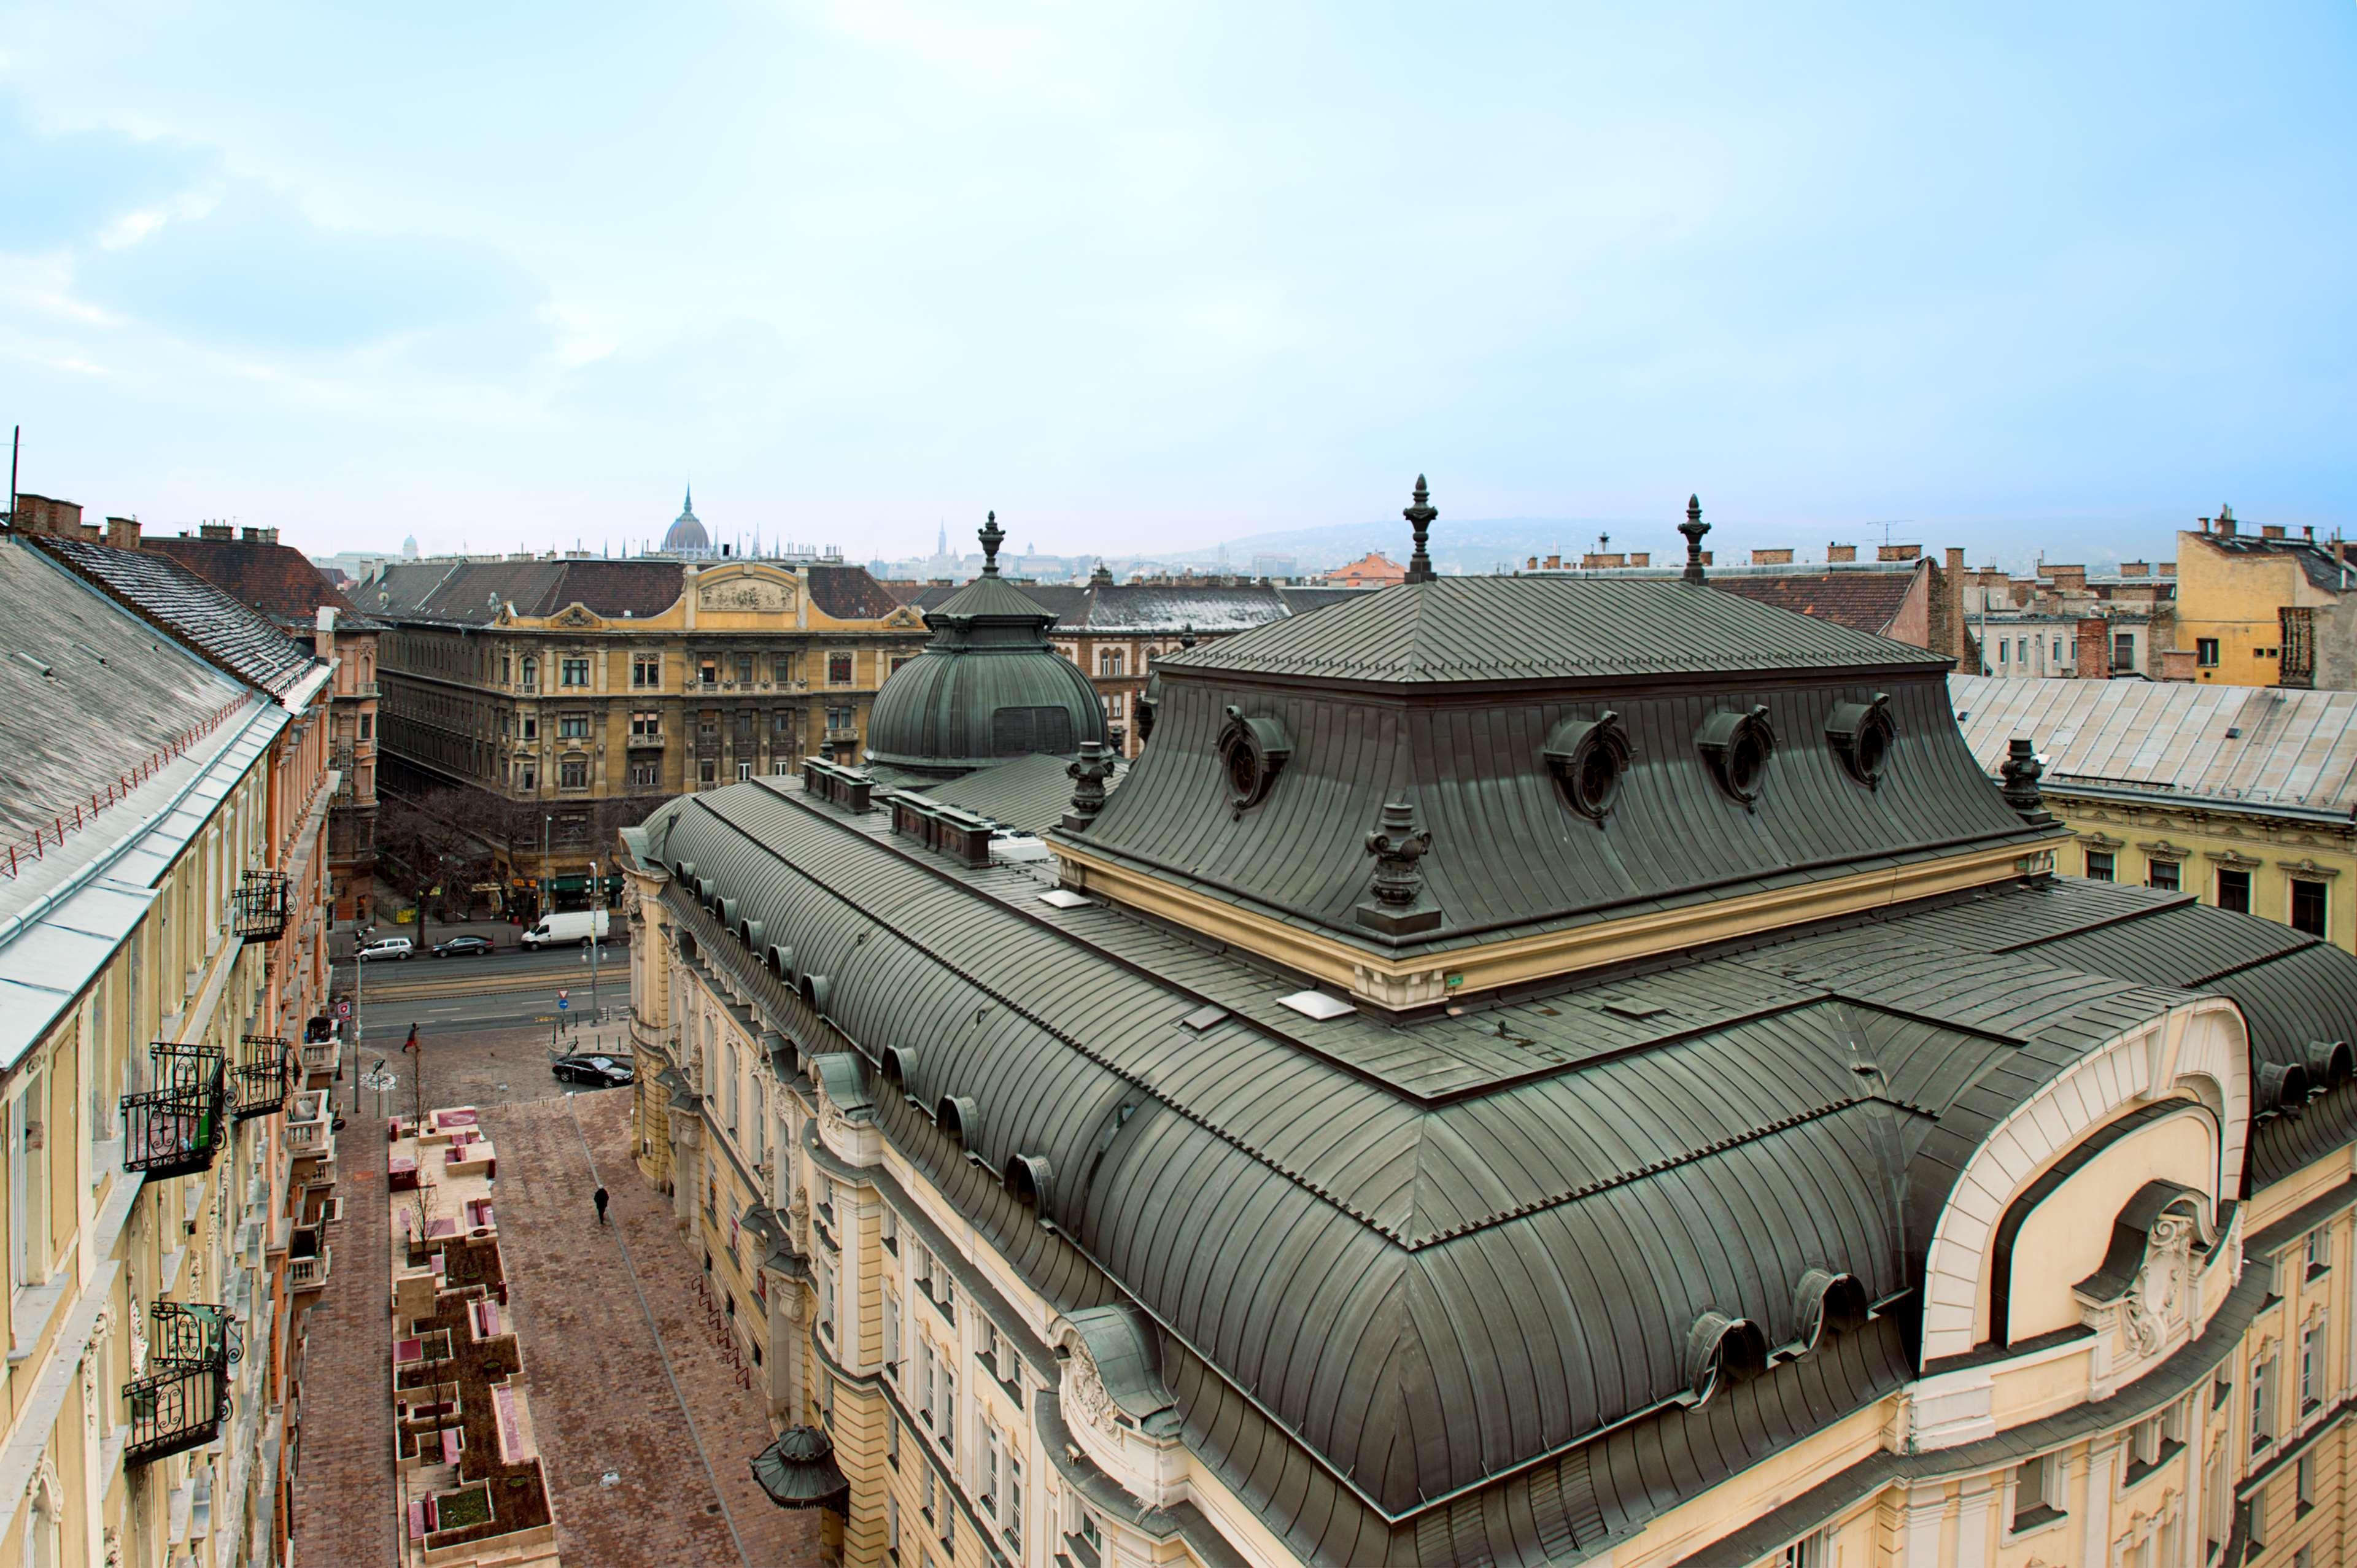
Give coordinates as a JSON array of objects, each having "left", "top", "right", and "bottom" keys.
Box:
[
  {"left": 1778, "top": 1532, "right": 1825, "bottom": 1568},
  {"left": 1107, "top": 693, "right": 1124, "bottom": 720},
  {"left": 11, "top": 1073, "right": 47, "bottom": 1289},
  {"left": 517, "top": 764, "right": 536, "bottom": 791},
  {"left": 1999, "top": 639, "right": 2008, "bottom": 665},
  {"left": 521, "top": 656, "right": 538, "bottom": 689},
  {"left": 2148, "top": 859, "right": 2181, "bottom": 892},
  {"left": 559, "top": 759, "right": 589, "bottom": 789},
  {"left": 2298, "top": 1451, "right": 2316, "bottom": 1508},
  {"left": 2115, "top": 633, "right": 2135, "bottom": 669},
  {"left": 520, "top": 714, "right": 538, "bottom": 741},
  {"left": 737, "top": 762, "right": 752, "bottom": 781},
  {"left": 921, "top": 1462, "right": 937, "bottom": 1520},
  {"left": 1006, "top": 1454, "right": 1023, "bottom": 1551},
  {"left": 2017, "top": 638, "right": 2029, "bottom": 664},
  {"left": 2086, "top": 850, "right": 2115, "bottom": 882},
  {"left": 828, "top": 652, "right": 854, "bottom": 686},
  {"left": 888, "top": 1408, "right": 901, "bottom": 1467},
  {"left": 919, "top": 1342, "right": 937, "bottom": 1427},
  {"left": 358, "top": 714, "right": 373, "bottom": 740},
  {"left": 561, "top": 656, "right": 590, "bottom": 687},
  {"left": 558, "top": 714, "right": 590, "bottom": 740},
  {"left": 772, "top": 655, "right": 794, "bottom": 685},
  {"left": 699, "top": 759, "right": 717, "bottom": 786},
  {"left": 2292, "top": 878, "right": 2328, "bottom": 936},
  {"left": 2250, "top": 1480, "right": 2269, "bottom": 1547},
  {"left": 881, "top": 1209, "right": 899, "bottom": 1254},
  {"left": 630, "top": 711, "right": 660, "bottom": 740},
  {"left": 826, "top": 706, "right": 853, "bottom": 732},
  {"left": 697, "top": 657, "right": 718, "bottom": 686},
  {"left": 1099, "top": 649, "right": 1124, "bottom": 677},
  {"left": 883, "top": 1288, "right": 901, "bottom": 1374},
  {"left": 630, "top": 762, "right": 659, "bottom": 788},
  {"left": 2197, "top": 638, "right": 2220, "bottom": 668},
  {"left": 891, "top": 654, "right": 915, "bottom": 674},
  {"left": 734, "top": 655, "right": 753, "bottom": 685},
  {"left": 2301, "top": 1316, "right": 2324, "bottom": 1412},
  {"left": 815, "top": 1251, "right": 835, "bottom": 1339},
  {"left": 632, "top": 654, "right": 660, "bottom": 688},
  {"left": 2252, "top": 1356, "right": 2275, "bottom": 1452},
  {"left": 2051, "top": 638, "right": 2064, "bottom": 662},
  {"left": 940, "top": 1367, "right": 955, "bottom": 1456},
  {"left": 500, "top": 653, "right": 512, "bottom": 684},
  {"left": 2011, "top": 1454, "right": 2061, "bottom": 1530},
  {"left": 2307, "top": 1226, "right": 2331, "bottom": 1278},
  {"left": 888, "top": 1493, "right": 900, "bottom": 1550},
  {"left": 983, "top": 1423, "right": 1002, "bottom": 1510},
  {"left": 2217, "top": 867, "right": 2252, "bottom": 913}
]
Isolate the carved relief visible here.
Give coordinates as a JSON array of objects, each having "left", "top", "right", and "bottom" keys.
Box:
[
  {"left": 699, "top": 577, "right": 797, "bottom": 614},
  {"left": 1063, "top": 1338, "right": 1120, "bottom": 1438}
]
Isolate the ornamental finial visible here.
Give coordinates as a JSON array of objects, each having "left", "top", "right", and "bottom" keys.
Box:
[
  {"left": 1403, "top": 476, "right": 1438, "bottom": 585},
  {"left": 1355, "top": 800, "right": 1442, "bottom": 937},
  {"left": 1679, "top": 494, "right": 1710, "bottom": 584},
  {"left": 978, "top": 511, "right": 1004, "bottom": 576}
]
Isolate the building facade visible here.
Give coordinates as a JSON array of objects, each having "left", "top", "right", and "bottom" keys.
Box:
[
  {"left": 365, "top": 555, "right": 927, "bottom": 898},
  {"left": 1954, "top": 673, "right": 2357, "bottom": 952},
  {"left": 2175, "top": 508, "right": 2357, "bottom": 690},
  {"left": 0, "top": 527, "right": 340, "bottom": 1568},
  {"left": 617, "top": 490, "right": 2357, "bottom": 1568}
]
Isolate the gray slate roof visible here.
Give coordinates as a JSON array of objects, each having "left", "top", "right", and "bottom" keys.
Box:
[
  {"left": 633, "top": 774, "right": 2357, "bottom": 1564},
  {"left": 910, "top": 580, "right": 1375, "bottom": 637},
  {"left": 1951, "top": 674, "right": 2357, "bottom": 817},
  {"left": 1167, "top": 574, "right": 1952, "bottom": 685},
  {"left": 33, "top": 533, "right": 322, "bottom": 696},
  {"left": 892, "top": 752, "right": 1125, "bottom": 836}
]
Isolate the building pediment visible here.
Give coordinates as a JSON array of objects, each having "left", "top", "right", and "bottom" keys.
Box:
[{"left": 697, "top": 568, "right": 800, "bottom": 615}]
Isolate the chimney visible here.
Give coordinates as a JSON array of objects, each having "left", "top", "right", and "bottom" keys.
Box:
[
  {"left": 1751, "top": 547, "right": 1794, "bottom": 565},
  {"left": 1526, "top": 556, "right": 1539, "bottom": 571},
  {"left": 2119, "top": 560, "right": 2150, "bottom": 577},
  {"left": 1544, "top": 554, "right": 1562, "bottom": 570},
  {"left": 2048, "top": 564, "right": 2088, "bottom": 594},
  {"left": 2261, "top": 524, "right": 2286, "bottom": 541},
  {"left": 2075, "top": 617, "right": 2109, "bottom": 678},
  {"left": 1945, "top": 546, "right": 1965, "bottom": 573},
  {"left": 1876, "top": 543, "right": 1922, "bottom": 562},
  {"left": 2304, "top": 525, "right": 2315, "bottom": 542},
  {"left": 1628, "top": 552, "right": 1650, "bottom": 568},
  {"left": 6, "top": 494, "right": 84, "bottom": 537},
  {"left": 315, "top": 604, "right": 338, "bottom": 662},
  {"left": 1827, "top": 543, "right": 1858, "bottom": 563},
  {"left": 2217, "top": 509, "right": 2236, "bottom": 538},
  {"left": 241, "top": 525, "right": 279, "bottom": 544},
  {"left": 104, "top": 516, "right": 141, "bottom": 549},
  {"left": 199, "top": 523, "right": 232, "bottom": 540}
]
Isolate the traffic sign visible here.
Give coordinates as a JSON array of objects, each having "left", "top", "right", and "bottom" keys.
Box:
[
  {"left": 557, "top": 995, "right": 570, "bottom": 1011},
  {"left": 336, "top": 999, "right": 352, "bottom": 1020}
]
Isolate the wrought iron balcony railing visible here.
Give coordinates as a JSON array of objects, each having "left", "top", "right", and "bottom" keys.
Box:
[
  {"left": 124, "top": 1302, "right": 234, "bottom": 1468},
  {"left": 233, "top": 869, "right": 292, "bottom": 941},
  {"left": 233, "top": 1035, "right": 292, "bottom": 1121},
  {"left": 121, "top": 1043, "right": 227, "bottom": 1178}
]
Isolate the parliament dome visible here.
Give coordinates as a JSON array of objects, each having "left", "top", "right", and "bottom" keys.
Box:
[
  {"left": 662, "top": 485, "right": 711, "bottom": 555},
  {"left": 865, "top": 512, "right": 1105, "bottom": 777}
]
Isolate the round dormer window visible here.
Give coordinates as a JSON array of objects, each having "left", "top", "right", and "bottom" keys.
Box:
[
  {"left": 1697, "top": 705, "right": 1776, "bottom": 805},
  {"left": 1542, "top": 710, "right": 1632, "bottom": 822},
  {"left": 1218, "top": 706, "right": 1293, "bottom": 813},
  {"left": 1826, "top": 692, "right": 1897, "bottom": 789}
]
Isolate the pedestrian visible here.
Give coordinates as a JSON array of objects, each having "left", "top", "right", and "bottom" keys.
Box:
[{"left": 594, "top": 1186, "right": 610, "bottom": 1226}]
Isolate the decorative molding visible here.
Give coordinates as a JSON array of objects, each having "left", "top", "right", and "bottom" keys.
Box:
[
  {"left": 2277, "top": 857, "right": 2341, "bottom": 879},
  {"left": 2204, "top": 848, "right": 2262, "bottom": 870},
  {"left": 2078, "top": 831, "right": 2124, "bottom": 851},
  {"left": 2136, "top": 839, "right": 2191, "bottom": 862}
]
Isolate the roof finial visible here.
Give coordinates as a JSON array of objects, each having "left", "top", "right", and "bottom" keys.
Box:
[
  {"left": 1403, "top": 475, "right": 1437, "bottom": 584},
  {"left": 978, "top": 511, "right": 1004, "bottom": 576},
  {"left": 1679, "top": 494, "right": 1710, "bottom": 584}
]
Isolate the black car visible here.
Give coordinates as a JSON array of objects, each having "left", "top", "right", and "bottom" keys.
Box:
[
  {"left": 551, "top": 1053, "right": 633, "bottom": 1088},
  {"left": 432, "top": 935, "right": 497, "bottom": 959}
]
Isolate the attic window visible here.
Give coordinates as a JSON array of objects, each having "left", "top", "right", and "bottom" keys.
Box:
[
  {"left": 1220, "top": 707, "right": 1293, "bottom": 811},
  {"left": 1543, "top": 710, "right": 1631, "bottom": 822},
  {"left": 1697, "top": 705, "right": 1776, "bottom": 805},
  {"left": 1825, "top": 692, "right": 1897, "bottom": 789}
]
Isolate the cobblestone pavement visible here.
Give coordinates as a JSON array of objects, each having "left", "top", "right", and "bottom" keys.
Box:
[
  {"left": 289, "top": 1154, "right": 398, "bottom": 1568},
  {"left": 484, "top": 1091, "right": 824, "bottom": 1567},
  {"left": 342, "top": 1022, "right": 587, "bottom": 1119}
]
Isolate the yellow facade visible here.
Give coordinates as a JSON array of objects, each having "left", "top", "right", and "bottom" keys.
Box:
[
  {"left": 2046, "top": 792, "right": 2357, "bottom": 954},
  {"left": 2173, "top": 521, "right": 2351, "bottom": 688}
]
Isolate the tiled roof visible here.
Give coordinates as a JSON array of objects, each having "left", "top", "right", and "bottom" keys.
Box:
[
  {"left": 0, "top": 538, "right": 247, "bottom": 849},
  {"left": 1706, "top": 566, "right": 1921, "bottom": 638},
  {"left": 1951, "top": 674, "right": 2357, "bottom": 816},
  {"left": 1171, "top": 573, "right": 1949, "bottom": 684},
  {"left": 805, "top": 564, "right": 903, "bottom": 620},
  {"left": 141, "top": 535, "right": 381, "bottom": 630},
  {"left": 359, "top": 558, "right": 907, "bottom": 625},
  {"left": 31, "top": 534, "right": 322, "bottom": 696}
]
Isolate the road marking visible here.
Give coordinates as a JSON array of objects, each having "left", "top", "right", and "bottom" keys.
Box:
[{"left": 563, "top": 1100, "right": 753, "bottom": 1568}]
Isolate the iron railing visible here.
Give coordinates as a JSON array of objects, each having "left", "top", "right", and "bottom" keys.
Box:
[
  {"left": 233, "top": 1035, "right": 292, "bottom": 1121},
  {"left": 233, "top": 870, "right": 292, "bottom": 941},
  {"left": 123, "top": 1302, "right": 233, "bottom": 1468},
  {"left": 121, "top": 1043, "right": 226, "bottom": 1178}
]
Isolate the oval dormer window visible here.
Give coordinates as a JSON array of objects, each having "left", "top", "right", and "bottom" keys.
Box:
[
  {"left": 1544, "top": 711, "right": 1632, "bottom": 822},
  {"left": 1698, "top": 705, "right": 1776, "bottom": 805},
  {"left": 1825, "top": 692, "right": 1897, "bottom": 789},
  {"left": 1219, "top": 706, "right": 1293, "bottom": 812}
]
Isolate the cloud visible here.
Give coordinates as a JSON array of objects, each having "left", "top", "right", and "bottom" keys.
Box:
[{"left": 0, "top": 101, "right": 211, "bottom": 254}]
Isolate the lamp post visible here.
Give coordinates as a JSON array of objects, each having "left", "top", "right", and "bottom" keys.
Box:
[
  {"left": 352, "top": 921, "right": 373, "bottom": 1116},
  {"left": 541, "top": 814, "right": 552, "bottom": 925}
]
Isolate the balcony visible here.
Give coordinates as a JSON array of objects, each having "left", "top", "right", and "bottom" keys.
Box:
[
  {"left": 288, "top": 1226, "right": 332, "bottom": 1292},
  {"left": 233, "top": 1035, "right": 293, "bottom": 1121},
  {"left": 121, "top": 1044, "right": 227, "bottom": 1178},
  {"left": 232, "top": 870, "right": 292, "bottom": 942},
  {"left": 123, "top": 1302, "right": 233, "bottom": 1468},
  {"left": 627, "top": 732, "right": 666, "bottom": 751},
  {"left": 287, "top": 1090, "right": 335, "bottom": 1162},
  {"left": 298, "top": 1038, "right": 337, "bottom": 1081},
  {"left": 823, "top": 727, "right": 857, "bottom": 745}
]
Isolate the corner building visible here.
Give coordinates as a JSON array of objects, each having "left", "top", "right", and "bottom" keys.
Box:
[{"left": 622, "top": 498, "right": 2357, "bottom": 1566}]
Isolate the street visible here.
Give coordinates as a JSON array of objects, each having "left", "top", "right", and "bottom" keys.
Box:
[{"left": 336, "top": 944, "right": 628, "bottom": 1038}]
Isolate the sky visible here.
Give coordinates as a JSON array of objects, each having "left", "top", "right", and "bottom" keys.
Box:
[{"left": 1, "top": 1, "right": 2352, "bottom": 565}]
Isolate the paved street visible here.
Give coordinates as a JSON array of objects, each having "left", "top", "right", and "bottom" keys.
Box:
[
  {"left": 290, "top": 1018, "right": 818, "bottom": 1567},
  {"left": 337, "top": 943, "right": 630, "bottom": 1037}
]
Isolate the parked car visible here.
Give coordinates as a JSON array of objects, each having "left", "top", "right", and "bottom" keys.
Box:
[
  {"left": 356, "top": 936, "right": 415, "bottom": 962},
  {"left": 551, "top": 1053, "right": 633, "bottom": 1088},
  {"left": 519, "top": 909, "right": 611, "bottom": 951},
  {"left": 432, "top": 935, "right": 496, "bottom": 959}
]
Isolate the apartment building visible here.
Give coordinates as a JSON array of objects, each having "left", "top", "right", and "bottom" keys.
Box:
[
  {"left": 0, "top": 528, "right": 339, "bottom": 1567},
  {"left": 2177, "top": 507, "right": 2357, "bottom": 689}
]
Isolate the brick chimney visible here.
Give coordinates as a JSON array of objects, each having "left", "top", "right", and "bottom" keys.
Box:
[
  {"left": 7, "top": 493, "right": 83, "bottom": 537},
  {"left": 242, "top": 525, "right": 279, "bottom": 544},
  {"left": 1627, "top": 552, "right": 1650, "bottom": 568},
  {"left": 1544, "top": 554, "right": 1562, "bottom": 570},
  {"left": 1827, "top": 543, "right": 1858, "bottom": 563},
  {"left": 2262, "top": 524, "right": 2286, "bottom": 541},
  {"left": 1751, "top": 547, "right": 1794, "bottom": 565},
  {"left": 2048, "top": 564, "right": 2088, "bottom": 593},
  {"left": 1877, "top": 543, "right": 1922, "bottom": 562},
  {"left": 2159, "top": 562, "right": 2177, "bottom": 576},
  {"left": 2119, "top": 560, "right": 2150, "bottom": 577},
  {"left": 2075, "top": 617, "right": 2110, "bottom": 678},
  {"left": 105, "top": 517, "right": 141, "bottom": 549},
  {"left": 199, "top": 523, "right": 232, "bottom": 540}
]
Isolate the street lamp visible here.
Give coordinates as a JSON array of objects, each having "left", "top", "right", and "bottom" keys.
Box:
[
  {"left": 541, "top": 814, "right": 552, "bottom": 925},
  {"left": 352, "top": 921, "right": 373, "bottom": 1116},
  {"left": 586, "top": 859, "right": 602, "bottom": 1028}
]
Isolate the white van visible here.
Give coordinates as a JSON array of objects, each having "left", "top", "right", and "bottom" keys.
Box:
[{"left": 519, "top": 909, "right": 611, "bottom": 951}]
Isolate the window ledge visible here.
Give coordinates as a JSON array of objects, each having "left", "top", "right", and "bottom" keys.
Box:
[
  {"left": 2008, "top": 1504, "right": 2067, "bottom": 1535},
  {"left": 7, "top": 1275, "right": 70, "bottom": 1362},
  {"left": 2124, "top": 1439, "right": 2185, "bottom": 1487},
  {"left": 2307, "top": 1264, "right": 2330, "bottom": 1283}
]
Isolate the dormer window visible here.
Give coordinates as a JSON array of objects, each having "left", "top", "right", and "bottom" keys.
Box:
[
  {"left": 1826, "top": 692, "right": 1896, "bottom": 789},
  {"left": 1219, "top": 707, "right": 1293, "bottom": 811},
  {"left": 1543, "top": 710, "right": 1631, "bottom": 822},
  {"left": 1697, "top": 705, "right": 1776, "bottom": 805}
]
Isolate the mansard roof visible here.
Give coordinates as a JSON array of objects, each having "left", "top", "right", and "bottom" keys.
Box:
[
  {"left": 31, "top": 533, "right": 322, "bottom": 697},
  {"left": 629, "top": 773, "right": 2357, "bottom": 1561}
]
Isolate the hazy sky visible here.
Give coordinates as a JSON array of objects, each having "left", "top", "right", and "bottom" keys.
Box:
[{"left": 2, "top": 2, "right": 2351, "bottom": 563}]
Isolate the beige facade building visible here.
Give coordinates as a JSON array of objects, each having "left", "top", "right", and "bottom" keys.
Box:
[
  {"left": 612, "top": 498, "right": 2357, "bottom": 1568},
  {"left": 0, "top": 527, "right": 343, "bottom": 1567},
  {"left": 364, "top": 555, "right": 927, "bottom": 897},
  {"left": 2175, "top": 508, "right": 2357, "bottom": 690}
]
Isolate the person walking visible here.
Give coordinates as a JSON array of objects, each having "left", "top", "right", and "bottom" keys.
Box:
[{"left": 593, "top": 1186, "right": 610, "bottom": 1226}]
